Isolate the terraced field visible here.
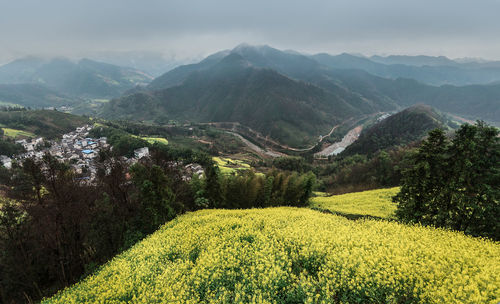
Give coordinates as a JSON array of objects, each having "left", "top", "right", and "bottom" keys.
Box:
[
  {"left": 2, "top": 127, "right": 36, "bottom": 138},
  {"left": 213, "top": 156, "right": 251, "bottom": 174},
  {"left": 310, "top": 187, "right": 399, "bottom": 218},
  {"left": 45, "top": 208, "right": 499, "bottom": 304}
]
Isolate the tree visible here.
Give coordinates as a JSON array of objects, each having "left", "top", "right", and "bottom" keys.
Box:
[
  {"left": 394, "top": 129, "right": 450, "bottom": 224},
  {"left": 130, "top": 163, "right": 176, "bottom": 231},
  {"left": 446, "top": 122, "right": 500, "bottom": 238},
  {"left": 203, "top": 162, "right": 223, "bottom": 208},
  {"left": 394, "top": 123, "right": 499, "bottom": 239}
]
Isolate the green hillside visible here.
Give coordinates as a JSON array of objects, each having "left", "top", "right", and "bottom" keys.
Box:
[
  {"left": 0, "top": 57, "right": 153, "bottom": 98},
  {"left": 149, "top": 45, "right": 500, "bottom": 125},
  {"left": 342, "top": 105, "right": 456, "bottom": 156},
  {"left": 102, "top": 54, "right": 368, "bottom": 148},
  {"left": 327, "top": 69, "right": 500, "bottom": 125},
  {"left": 0, "top": 83, "right": 78, "bottom": 108},
  {"left": 0, "top": 109, "right": 90, "bottom": 139},
  {"left": 105, "top": 45, "right": 500, "bottom": 151},
  {"left": 45, "top": 208, "right": 499, "bottom": 304}
]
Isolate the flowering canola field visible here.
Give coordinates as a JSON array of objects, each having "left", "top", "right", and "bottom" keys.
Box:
[
  {"left": 2, "top": 127, "right": 35, "bottom": 138},
  {"left": 45, "top": 208, "right": 499, "bottom": 304},
  {"left": 310, "top": 187, "right": 399, "bottom": 218},
  {"left": 213, "top": 156, "right": 251, "bottom": 174}
]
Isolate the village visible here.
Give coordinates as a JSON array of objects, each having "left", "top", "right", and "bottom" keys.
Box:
[{"left": 0, "top": 124, "right": 150, "bottom": 181}]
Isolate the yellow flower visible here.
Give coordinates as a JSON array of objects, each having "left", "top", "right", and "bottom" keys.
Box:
[{"left": 44, "top": 208, "right": 500, "bottom": 304}]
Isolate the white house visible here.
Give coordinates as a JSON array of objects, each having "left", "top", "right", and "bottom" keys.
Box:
[
  {"left": 134, "top": 147, "right": 149, "bottom": 159},
  {"left": 0, "top": 155, "right": 12, "bottom": 169}
]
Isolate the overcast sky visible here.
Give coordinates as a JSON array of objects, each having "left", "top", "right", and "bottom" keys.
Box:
[{"left": 1, "top": 0, "right": 500, "bottom": 64}]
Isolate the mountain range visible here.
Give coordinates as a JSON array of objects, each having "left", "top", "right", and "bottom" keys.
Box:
[
  {"left": 0, "top": 83, "right": 77, "bottom": 108},
  {"left": 0, "top": 57, "right": 153, "bottom": 99},
  {"left": 100, "top": 44, "right": 500, "bottom": 147},
  {"left": 312, "top": 53, "right": 500, "bottom": 86},
  {"left": 1, "top": 45, "right": 499, "bottom": 148}
]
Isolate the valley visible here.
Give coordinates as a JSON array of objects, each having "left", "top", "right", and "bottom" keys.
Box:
[{"left": 0, "top": 43, "right": 499, "bottom": 304}]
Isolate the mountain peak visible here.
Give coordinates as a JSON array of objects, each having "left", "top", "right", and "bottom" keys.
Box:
[
  {"left": 217, "top": 52, "right": 249, "bottom": 66},
  {"left": 231, "top": 43, "right": 275, "bottom": 55}
]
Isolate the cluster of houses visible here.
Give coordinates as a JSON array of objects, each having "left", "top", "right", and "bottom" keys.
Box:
[
  {"left": 0, "top": 125, "right": 151, "bottom": 181},
  {"left": 0, "top": 125, "right": 109, "bottom": 180},
  {"left": 0, "top": 124, "right": 207, "bottom": 183},
  {"left": 183, "top": 163, "right": 204, "bottom": 181}
]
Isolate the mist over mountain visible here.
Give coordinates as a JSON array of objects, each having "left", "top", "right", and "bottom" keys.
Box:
[
  {"left": 0, "top": 57, "right": 153, "bottom": 98},
  {"left": 369, "top": 55, "right": 459, "bottom": 67},
  {"left": 312, "top": 53, "right": 500, "bottom": 86},
  {"left": 0, "top": 83, "right": 77, "bottom": 108},
  {"left": 86, "top": 51, "right": 190, "bottom": 77}
]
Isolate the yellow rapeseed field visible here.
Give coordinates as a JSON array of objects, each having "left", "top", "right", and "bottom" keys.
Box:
[
  {"left": 45, "top": 208, "right": 499, "bottom": 304},
  {"left": 213, "top": 156, "right": 251, "bottom": 174},
  {"left": 131, "top": 135, "right": 169, "bottom": 145},
  {"left": 310, "top": 187, "right": 400, "bottom": 218},
  {"left": 142, "top": 137, "right": 169, "bottom": 145},
  {"left": 2, "top": 127, "right": 35, "bottom": 138}
]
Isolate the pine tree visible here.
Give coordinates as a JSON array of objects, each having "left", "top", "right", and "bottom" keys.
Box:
[
  {"left": 447, "top": 122, "right": 500, "bottom": 238},
  {"left": 394, "top": 129, "right": 449, "bottom": 224},
  {"left": 395, "top": 123, "right": 500, "bottom": 240}
]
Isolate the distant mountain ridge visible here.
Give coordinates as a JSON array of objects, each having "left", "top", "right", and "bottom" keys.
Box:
[
  {"left": 103, "top": 53, "right": 373, "bottom": 147},
  {"left": 312, "top": 53, "right": 500, "bottom": 86},
  {"left": 0, "top": 83, "right": 77, "bottom": 108},
  {"left": 102, "top": 44, "right": 500, "bottom": 148},
  {"left": 369, "top": 55, "right": 459, "bottom": 67},
  {"left": 0, "top": 57, "right": 153, "bottom": 98}
]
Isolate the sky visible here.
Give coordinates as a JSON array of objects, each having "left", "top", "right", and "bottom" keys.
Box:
[{"left": 1, "top": 0, "right": 500, "bottom": 64}]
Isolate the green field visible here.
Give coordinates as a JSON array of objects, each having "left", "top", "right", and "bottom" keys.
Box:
[
  {"left": 45, "top": 208, "right": 499, "bottom": 304},
  {"left": 2, "top": 127, "right": 36, "bottom": 138},
  {"left": 213, "top": 156, "right": 251, "bottom": 174},
  {"left": 310, "top": 187, "right": 400, "bottom": 218}
]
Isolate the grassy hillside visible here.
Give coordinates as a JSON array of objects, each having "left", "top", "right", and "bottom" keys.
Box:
[
  {"left": 0, "top": 110, "right": 89, "bottom": 139},
  {"left": 342, "top": 105, "right": 456, "bottom": 156},
  {"left": 46, "top": 208, "right": 499, "bottom": 304},
  {"left": 328, "top": 70, "right": 500, "bottom": 125},
  {"left": 0, "top": 57, "right": 153, "bottom": 98},
  {"left": 310, "top": 187, "right": 399, "bottom": 218},
  {"left": 0, "top": 83, "right": 77, "bottom": 108},
  {"left": 147, "top": 45, "right": 500, "bottom": 126},
  {"left": 102, "top": 54, "right": 364, "bottom": 148},
  {"left": 103, "top": 45, "right": 500, "bottom": 153}
]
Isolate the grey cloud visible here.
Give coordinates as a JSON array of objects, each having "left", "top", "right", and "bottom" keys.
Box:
[{"left": 1, "top": 0, "right": 500, "bottom": 63}]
